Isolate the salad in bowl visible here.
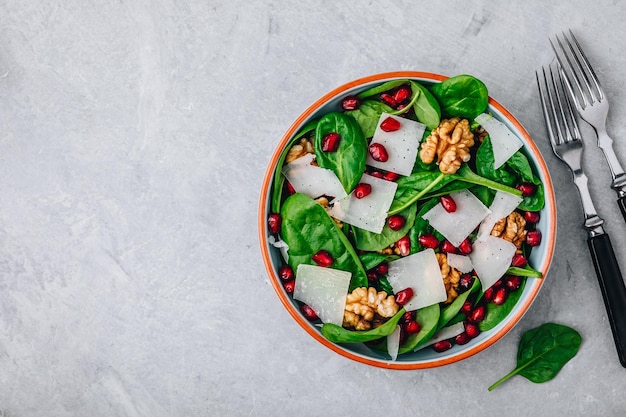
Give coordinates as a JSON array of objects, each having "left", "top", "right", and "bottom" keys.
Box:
[{"left": 259, "top": 72, "right": 556, "bottom": 369}]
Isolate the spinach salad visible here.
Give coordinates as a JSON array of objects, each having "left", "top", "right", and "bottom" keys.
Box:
[{"left": 267, "top": 75, "right": 545, "bottom": 359}]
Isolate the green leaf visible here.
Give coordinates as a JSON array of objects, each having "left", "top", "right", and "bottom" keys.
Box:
[
  {"left": 438, "top": 277, "right": 480, "bottom": 329},
  {"left": 488, "top": 323, "right": 582, "bottom": 391},
  {"left": 280, "top": 193, "right": 368, "bottom": 290},
  {"left": 356, "top": 80, "right": 407, "bottom": 99},
  {"left": 479, "top": 278, "right": 526, "bottom": 332},
  {"left": 430, "top": 74, "right": 489, "bottom": 119},
  {"left": 388, "top": 171, "right": 455, "bottom": 215},
  {"left": 507, "top": 266, "right": 542, "bottom": 279},
  {"left": 347, "top": 100, "right": 394, "bottom": 138},
  {"left": 454, "top": 164, "right": 523, "bottom": 197},
  {"left": 353, "top": 203, "right": 417, "bottom": 251},
  {"left": 398, "top": 304, "right": 441, "bottom": 353},
  {"left": 409, "top": 198, "right": 443, "bottom": 254},
  {"left": 321, "top": 308, "right": 406, "bottom": 343},
  {"left": 411, "top": 81, "right": 441, "bottom": 129}
]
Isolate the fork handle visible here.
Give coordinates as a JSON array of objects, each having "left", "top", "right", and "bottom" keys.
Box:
[
  {"left": 588, "top": 233, "right": 626, "bottom": 367},
  {"left": 618, "top": 196, "right": 626, "bottom": 223}
]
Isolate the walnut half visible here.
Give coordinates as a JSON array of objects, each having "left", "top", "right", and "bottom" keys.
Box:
[
  {"left": 419, "top": 117, "right": 475, "bottom": 174},
  {"left": 491, "top": 211, "right": 527, "bottom": 249},
  {"left": 342, "top": 287, "right": 399, "bottom": 331}
]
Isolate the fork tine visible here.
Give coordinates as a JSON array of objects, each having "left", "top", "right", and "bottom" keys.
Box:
[
  {"left": 566, "top": 29, "right": 604, "bottom": 100},
  {"left": 553, "top": 64, "right": 582, "bottom": 143},
  {"left": 536, "top": 66, "right": 560, "bottom": 148}
]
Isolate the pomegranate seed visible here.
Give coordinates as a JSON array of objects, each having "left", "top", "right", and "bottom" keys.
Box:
[
  {"left": 464, "top": 322, "right": 480, "bottom": 338},
  {"left": 354, "top": 183, "right": 372, "bottom": 199},
  {"left": 387, "top": 215, "right": 406, "bottom": 231},
  {"left": 283, "top": 280, "right": 295, "bottom": 294},
  {"left": 322, "top": 132, "right": 341, "bottom": 152},
  {"left": 380, "top": 116, "right": 402, "bottom": 132},
  {"left": 483, "top": 287, "right": 495, "bottom": 302},
  {"left": 440, "top": 240, "right": 457, "bottom": 254},
  {"left": 432, "top": 340, "right": 453, "bottom": 352},
  {"left": 369, "top": 170, "right": 384, "bottom": 178},
  {"left": 383, "top": 171, "right": 400, "bottom": 181},
  {"left": 300, "top": 304, "right": 319, "bottom": 321},
  {"left": 278, "top": 265, "right": 294, "bottom": 281},
  {"left": 455, "top": 332, "right": 471, "bottom": 345},
  {"left": 504, "top": 275, "right": 522, "bottom": 291},
  {"left": 375, "top": 262, "right": 389, "bottom": 275},
  {"left": 526, "top": 229, "right": 542, "bottom": 247},
  {"left": 492, "top": 287, "right": 508, "bottom": 305},
  {"left": 380, "top": 92, "right": 397, "bottom": 108},
  {"left": 367, "top": 271, "right": 379, "bottom": 282},
  {"left": 395, "top": 287, "right": 414, "bottom": 306},
  {"left": 461, "top": 300, "right": 473, "bottom": 315},
  {"left": 516, "top": 182, "right": 537, "bottom": 197},
  {"left": 511, "top": 253, "right": 528, "bottom": 268},
  {"left": 458, "top": 238, "right": 473, "bottom": 255},
  {"left": 368, "top": 143, "right": 389, "bottom": 162},
  {"left": 439, "top": 195, "right": 457, "bottom": 213},
  {"left": 459, "top": 274, "right": 474, "bottom": 292},
  {"left": 468, "top": 305, "right": 486, "bottom": 323},
  {"left": 395, "top": 236, "right": 411, "bottom": 256},
  {"left": 268, "top": 213, "right": 281, "bottom": 234},
  {"left": 524, "top": 211, "right": 540, "bottom": 223},
  {"left": 402, "top": 311, "right": 415, "bottom": 322},
  {"left": 393, "top": 85, "right": 412, "bottom": 104},
  {"left": 418, "top": 233, "right": 439, "bottom": 249},
  {"left": 312, "top": 250, "right": 333, "bottom": 267},
  {"left": 341, "top": 95, "right": 360, "bottom": 111},
  {"left": 404, "top": 320, "right": 421, "bottom": 335},
  {"left": 286, "top": 181, "right": 296, "bottom": 195}
]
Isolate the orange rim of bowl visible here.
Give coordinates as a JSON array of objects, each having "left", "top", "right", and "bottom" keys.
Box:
[{"left": 258, "top": 71, "right": 556, "bottom": 369}]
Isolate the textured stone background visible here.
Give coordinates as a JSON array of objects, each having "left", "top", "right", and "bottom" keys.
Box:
[{"left": 1, "top": 1, "right": 626, "bottom": 416}]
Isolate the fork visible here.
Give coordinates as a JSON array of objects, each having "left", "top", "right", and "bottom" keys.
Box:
[
  {"left": 550, "top": 29, "right": 626, "bottom": 221},
  {"left": 537, "top": 63, "right": 626, "bottom": 368}
]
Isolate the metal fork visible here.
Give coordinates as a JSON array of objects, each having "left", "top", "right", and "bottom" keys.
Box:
[
  {"left": 537, "top": 63, "right": 626, "bottom": 368},
  {"left": 551, "top": 30, "right": 626, "bottom": 221}
]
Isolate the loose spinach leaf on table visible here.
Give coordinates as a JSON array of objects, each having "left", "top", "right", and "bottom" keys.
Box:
[
  {"left": 488, "top": 323, "right": 582, "bottom": 391},
  {"left": 314, "top": 112, "right": 367, "bottom": 193},
  {"left": 280, "top": 193, "right": 368, "bottom": 290},
  {"left": 347, "top": 100, "right": 394, "bottom": 138},
  {"left": 430, "top": 74, "right": 489, "bottom": 120}
]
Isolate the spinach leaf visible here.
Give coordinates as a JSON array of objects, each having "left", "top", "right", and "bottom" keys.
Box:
[
  {"left": 280, "top": 193, "right": 368, "bottom": 290},
  {"left": 488, "top": 323, "right": 582, "bottom": 391},
  {"left": 321, "top": 308, "right": 406, "bottom": 343},
  {"left": 356, "top": 80, "right": 407, "bottom": 99},
  {"left": 353, "top": 203, "right": 417, "bottom": 251},
  {"left": 507, "top": 266, "right": 542, "bottom": 279},
  {"left": 475, "top": 137, "right": 517, "bottom": 187},
  {"left": 410, "top": 81, "right": 441, "bottom": 129},
  {"left": 388, "top": 171, "right": 457, "bottom": 215},
  {"left": 358, "top": 252, "right": 392, "bottom": 271},
  {"left": 409, "top": 198, "right": 442, "bottom": 254},
  {"left": 398, "top": 304, "right": 441, "bottom": 353},
  {"left": 518, "top": 176, "right": 545, "bottom": 212},
  {"left": 347, "top": 100, "right": 394, "bottom": 138},
  {"left": 315, "top": 112, "right": 367, "bottom": 193},
  {"left": 438, "top": 277, "right": 480, "bottom": 330},
  {"left": 430, "top": 74, "right": 489, "bottom": 119},
  {"left": 454, "top": 164, "right": 522, "bottom": 197},
  {"left": 479, "top": 278, "right": 526, "bottom": 332}
]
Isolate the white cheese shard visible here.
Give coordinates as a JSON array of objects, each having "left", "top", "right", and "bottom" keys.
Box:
[
  {"left": 282, "top": 154, "right": 347, "bottom": 200},
  {"left": 328, "top": 173, "right": 398, "bottom": 234},
  {"left": 366, "top": 113, "right": 425, "bottom": 176},
  {"left": 447, "top": 253, "right": 473, "bottom": 274},
  {"left": 268, "top": 235, "right": 289, "bottom": 262},
  {"left": 421, "top": 190, "right": 491, "bottom": 247},
  {"left": 293, "top": 264, "right": 352, "bottom": 326},
  {"left": 478, "top": 190, "right": 523, "bottom": 239},
  {"left": 387, "top": 248, "right": 447, "bottom": 312},
  {"left": 387, "top": 325, "right": 402, "bottom": 361},
  {"left": 469, "top": 235, "right": 517, "bottom": 290},
  {"left": 475, "top": 113, "right": 523, "bottom": 169}
]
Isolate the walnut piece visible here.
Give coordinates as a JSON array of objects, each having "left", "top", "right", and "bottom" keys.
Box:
[
  {"left": 342, "top": 287, "right": 399, "bottom": 330},
  {"left": 436, "top": 253, "right": 462, "bottom": 304},
  {"left": 285, "top": 137, "right": 315, "bottom": 163},
  {"left": 419, "top": 117, "right": 475, "bottom": 174},
  {"left": 491, "top": 211, "right": 527, "bottom": 249}
]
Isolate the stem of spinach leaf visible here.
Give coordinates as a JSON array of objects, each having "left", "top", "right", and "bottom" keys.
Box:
[
  {"left": 454, "top": 164, "right": 522, "bottom": 197},
  {"left": 388, "top": 172, "right": 446, "bottom": 216}
]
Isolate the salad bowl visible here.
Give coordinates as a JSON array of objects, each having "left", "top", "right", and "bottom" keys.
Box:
[{"left": 259, "top": 71, "right": 556, "bottom": 369}]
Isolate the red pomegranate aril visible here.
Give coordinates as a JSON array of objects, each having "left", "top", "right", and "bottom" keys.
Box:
[
  {"left": 483, "top": 287, "right": 495, "bottom": 302},
  {"left": 375, "top": 262, "right": 389, "bottom": 275},
  {"left": 459, "top": 274, "right": 474, "bottom": 292},
  {"left": 341, "top": 95, "right": 360, "bottom": 111},
  {"left": 300, "top": 304, "right": 319, "bottom": 321},
  {"left": 369, "top": 170, "right": 384, "bottom": 178},
  {"left": 395, "top": 287, "right": 414, "bottom": 306},
  {"left": 504, "top": 275, "right": 522, "bottom": 291},
  {"left": 286, "top": 181, "right": 296, "bottom": 195},
  {"left": 393, "top": 85, "right": 412, "bottom": 104},
  {"left": 440, "top": 195, "right": 457, "bottom": 213},
  {"left": 388, "top": 215, "right": 406, "bottom": 231},
  {"left": 369, "top": 143, "right": 389, "bottom": 162},
  {"left": 468, "top": 305, "right": 486, "bottom": 323},
  {"left": 464, "top": 322, "right": 480, "bottom": 338},
  {"left": 461, "top": 300, "right": 473, "bottom": 315},
  {"left": 524, "top": 211, "right": 541, "bottom": 223},
  {"left": 455, "top": 332, "right": 471, "bottom": 345},
  {"left": 418, "top": 233, "right": 439, "bottom": 249},
  {"left": 322, "top": 132, "right": 341, "bottom": 152},
  {"left": 268, "top": 213, "right": 281, "bottom": 234},
  {"left": 354, "top": 183, "right": 372, "bottom": 199},
  {"left": 511, "top": 253, "right": 528, "bottom": 268},
  {"left": 380, "top": 116, "right": 402, "bottom": 132},
  {"left": 404, "top": 320, "right": 421, "bottom": 335},
  {"left": 383, "top": 171, "right": 400, "bottom": 181},
  {"left": 312, "top": 250, "right": 333, "bottom": 267},
  {"left": 432, "top": 340, "right": 453, "bottom": 352},
  {"left": 440, "top": 240, "right": 457, "bottom": 254},
  {"left": 367, "top": 271, "right": 379, "bottom": 282},
  {"left": 278, "top": 265, "right": 294, "bottom": 281},
  {"left": 402, "top": 311, "right": 415, "bottom": 322},
  {"left": 526, "top": 229, "right": 542, "bottom": 247},
  {"left": 283, "top": 280, "right": 295, "bottom": 294},
  {"left": 380, "top": 92, "right": 398, "bottom": 108},
  {"left": 458, "top": 238, "right": 473, "bottom": 255},
  {"left": 396, "top": 236, "right": 411, "bottom": 256},
  {"left": 516, "top": 182, "right": 537, "bottom": 197},
  {"left": 492, "top": 287, "right": 508, "bottom": 305}
]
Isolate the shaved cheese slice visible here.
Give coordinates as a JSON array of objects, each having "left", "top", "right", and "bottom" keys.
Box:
[
  {"left": 447, "top": 253, "right": 473, "bottom": 273},
  {"left": 469, "top": 236, "right": 516, "bottom": 290},
  {"left": 422, "top": 190, "right": 491, "bottom": 247},
  {"left": 478, "top": 191, "right": 523, "bottom": 239},
  {"left": 387, "top": 249, "right": 447, "bottom": 311},
  {"left": 293, "top": 264, "right": 351, "bottom": 326},
  {"left": 282, "top": 154, "right": 347, "bottom": 200},
  {"left": 366, "top": 113, "right": 425, "bottom": 176},
  {"left": 475, "top": 113, "right": 523, "bottom": 169},
  {"left": 417, "top": 322, "right": 466, "bottom": 351},
  {"left": 328, "top": 173, "right": 398, "bottom": 234},
  {"left": 387, "top": 325, "right": 401, "bottom": 361},
  {"left": 268, "top": 235, "right": 290, "bottom": 262}
]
